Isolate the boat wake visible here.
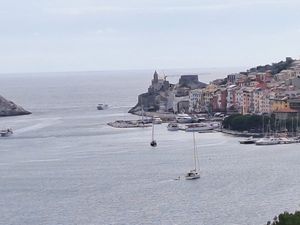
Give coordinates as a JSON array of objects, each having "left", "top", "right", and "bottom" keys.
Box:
[{"left": 14, "top": 118, "right": 62, "bottom": 135}]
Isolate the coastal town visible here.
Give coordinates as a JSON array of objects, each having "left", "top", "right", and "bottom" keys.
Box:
[
  {"left": 106, "top": 57, "right": 300, "bottom": 145},
  {"left": 130, "top": 57, "right": 300, "bottom": 118}
]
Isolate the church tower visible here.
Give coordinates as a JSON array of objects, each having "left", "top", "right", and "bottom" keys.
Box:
[{"left": 153, "top": 70, "right": 159, "bottom": 83}]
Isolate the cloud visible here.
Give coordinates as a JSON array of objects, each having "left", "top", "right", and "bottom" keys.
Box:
[{"left": 43, "top": 0, "right": 300, "bottom": 18}]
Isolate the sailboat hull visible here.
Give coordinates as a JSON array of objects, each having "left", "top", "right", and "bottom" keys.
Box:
[
  {"left": 185, "top": 174, "right": 200, "bottom": 180},
  {"left": 185, "top": 170, "right": 200, "bottom": 180}
]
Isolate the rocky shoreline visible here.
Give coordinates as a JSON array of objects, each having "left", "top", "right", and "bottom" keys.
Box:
[
  {"left": 131, "top": 110, "right": 176, "bottom": 121},
  {"left": 107, "top": 120, "right": 152, "bottom": 128},
  {"left": 0, "top": 95, "right": 31, "bottom": 117},
  {"left": 215, "top": 128, "right": 263, "bottom": 137}
]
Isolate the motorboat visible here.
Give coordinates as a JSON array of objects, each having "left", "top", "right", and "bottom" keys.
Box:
[
  {"left": 239, "top": 136, "right": 257, "bottom": 144},
  {"left": 185, "top": 123, "right": 214, "bottom": 132},
  {"left": 279, "top": 137, "right": 296, "bottom": 144},
  {"left": 97, "top": 104, "right": 108, "bottom": 110},
  {"left": 176, "top": 114, "right": 193, "bottom": 123},
  {"left": 167, "top": 123, "right": 179, "bottom": 131},
  {"left": 255, "top": 137, "right": 280, "bottom": 145},
  {"left": 0, "top": 128, "right": 13, "bottom": 137}
]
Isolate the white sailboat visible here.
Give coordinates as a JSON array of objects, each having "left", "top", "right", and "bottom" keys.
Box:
[
  {"left": 150, "top": 119, "right": 157, "bottom": 147},
  {"left": 255, "top": 118, "right": 280, "bottom": 145},
  {"left": 185, "top": 132, "right": 200, "bottom": 180}
]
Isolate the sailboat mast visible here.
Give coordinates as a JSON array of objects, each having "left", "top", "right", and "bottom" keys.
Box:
[
  {"left": 141, "top": 106, "right": 144, "bottom": 124},
  {"left": 296, "top": 112, "right": 299, "bottom": 136},
  {"left": 193, "top": 132, "right": 197, "bottom": 171},
  {"left": 292, "top": 116, "right": 294, "bottom": 136},
  {"left": 262, "top": 114, "right": 264, "bottom": 136},
  {"left": 152, "top": 122, "right": 154, "bottom": 141}
]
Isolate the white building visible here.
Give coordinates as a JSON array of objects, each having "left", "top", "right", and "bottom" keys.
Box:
[
  {"left": 226, "top": 85, "right": 237, "bottom": 112},
  {"left": 253, "top": 88, "right": 271, "bottom": 114},
  {"left": 189, "top": 89, "right": 203, "bottom": 113}
]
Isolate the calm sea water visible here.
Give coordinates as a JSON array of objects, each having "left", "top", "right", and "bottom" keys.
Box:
[{"left": 0, "top": 71, "right": 300, "bottom": 225}]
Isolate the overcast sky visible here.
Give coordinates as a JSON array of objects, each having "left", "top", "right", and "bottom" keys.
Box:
[{"left": 1, "top": 0, "right": 300, "bottom": 73}]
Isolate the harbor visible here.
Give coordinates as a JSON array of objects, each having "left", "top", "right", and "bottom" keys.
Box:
[{"left": 1, "top": 72, "right": 300, "bottom": 225}]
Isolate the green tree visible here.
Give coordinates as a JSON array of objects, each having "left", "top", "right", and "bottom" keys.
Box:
[{"left": 266, "top": 211, "right": 300, "bottom": 225}]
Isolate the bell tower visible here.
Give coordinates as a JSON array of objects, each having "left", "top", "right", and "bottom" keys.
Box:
[{"left": 153, "top": 70, "right": 159, "bottom": 83}]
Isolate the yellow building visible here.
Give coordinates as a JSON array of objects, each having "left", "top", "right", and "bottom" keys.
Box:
[{"left": 270, "top": 97, "right": 295, "bottom": 113}]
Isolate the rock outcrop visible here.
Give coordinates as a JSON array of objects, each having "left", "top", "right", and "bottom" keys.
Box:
[
  {"left": 129, "top": 71, "right": 207, "bottom": 114},
  {"left": 129, "top": 71, "right": 174, "bottom": 114},
  {"left": 0, "top": 95, "right": 31, "bottom": 116}
]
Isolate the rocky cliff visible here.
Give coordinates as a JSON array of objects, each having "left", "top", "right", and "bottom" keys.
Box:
[{"left": 0, "top": 95, "right": 31, "bottom": 116}]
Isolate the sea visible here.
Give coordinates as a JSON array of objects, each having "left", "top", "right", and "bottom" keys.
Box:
[{"left": 0, "top": 70, "right": 300, "bottom": 225}]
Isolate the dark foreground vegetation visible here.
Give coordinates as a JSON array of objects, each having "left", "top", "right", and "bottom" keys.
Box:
[
  {"left": 265, "top": 211, "right": 300, "bottom": 225},
  {"left": 222, "top": 114, "right": 300, "bottom": 133}
]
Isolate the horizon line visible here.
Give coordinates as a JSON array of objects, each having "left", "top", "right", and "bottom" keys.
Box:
[{"left": 0, "top": 66, "right": 248, "bottom": 76}]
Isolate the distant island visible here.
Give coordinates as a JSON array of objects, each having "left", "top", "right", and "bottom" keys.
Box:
[{"left": 0, "top": 95, "right": 31, "bottom": 117}]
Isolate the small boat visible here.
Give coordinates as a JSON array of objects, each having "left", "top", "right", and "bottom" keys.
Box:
[
  {"left": 185, "top": 132, "right": 200, "bottom": 180},
  {"left": 167, "top": 123, "right": 179, "bottom": 131},
  {"left": 150, "top": 140, "right": 157, "bottom": 147},
  {"left": 255, "top": 137, "right": 280, "bottom": 145},
  {"left": 279, "top": 137, "right": 296, "bottom": 144},
  {"left": 185, "top": 123, "right": 214, "bottom": 132},
  {"left": 176, "top": 114, "right": 193, "bottom": 123},
  {"left": 97, "top": 104, "right": 108, "bottom": 110},
  {"left": 0, "top": 128, "right": 13, "bottom": 137},
  {"left": 210, "top": 122, "right": 220, "bottom": 129},
  {"left": 152, "top": 117, "right": 162, "bottom": 124},
  {"left": 239, "top": 136, "right": 256, "bottom": 144}
]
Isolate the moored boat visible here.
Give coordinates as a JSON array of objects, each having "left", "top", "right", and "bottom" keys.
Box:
[
  {"left": 279, "top": 137, "right": 297, "bottom": 144},
  {"left": 255, "top": 137, "right": 280, "bottom": 145},
  {"left": 176, "top": 114, "right": 193, "bottom": 123},
  {"left": 239, "top": 136, "right": 257, "bottom": 144},
  {"left": 152, "top": 116, "right": 162, "bottom": 124},
  {"left": 167, "top": 123, "right": 179, "bottom": 131}
]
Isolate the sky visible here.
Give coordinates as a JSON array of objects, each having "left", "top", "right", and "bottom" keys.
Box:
[{"left": 1, "top": 0, "right": 300, "bottom": 73}]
